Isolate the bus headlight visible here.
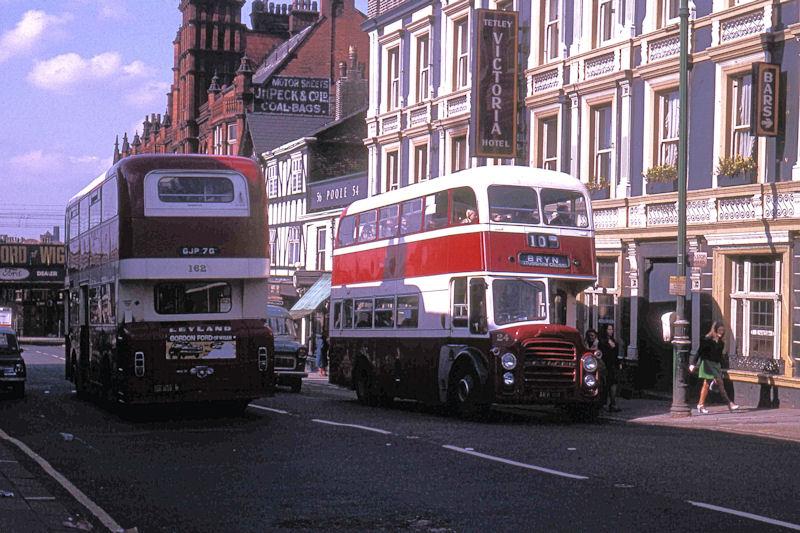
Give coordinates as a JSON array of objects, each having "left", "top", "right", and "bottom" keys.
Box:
[
  {"left": 501, "top": 353, "right": 517, "bottom": 370},
  {"left": 503, "top": 372, "right": 515, "bottom": 386},
  {"left": 582, "top": 355, "right": 598, "bottom": 373},
  {"left": 584, "top": 374, "right": 598, "bottom": 388}
]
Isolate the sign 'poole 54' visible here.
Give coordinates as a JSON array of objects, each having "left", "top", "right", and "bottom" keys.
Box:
[{"left": 471, "top": 9, "right": 518, "bottom": 159}]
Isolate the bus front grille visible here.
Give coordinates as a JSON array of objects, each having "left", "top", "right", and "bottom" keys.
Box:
[{"left": 521, "top": 339, "right": 577, "bottom": 388}]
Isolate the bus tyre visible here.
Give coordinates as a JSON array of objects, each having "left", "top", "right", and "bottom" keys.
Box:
[
  {"left": 354, "top": 367, "right": 377, "bottom": 406},
  {"left": 448, "top": 364, "right": 489, "bottom": 418},
  {"left": 289, "top": 378, "right": 302, "bottom": 393},
  {"left": 73, "top": 359, "right": 88, "bottom": 400}
]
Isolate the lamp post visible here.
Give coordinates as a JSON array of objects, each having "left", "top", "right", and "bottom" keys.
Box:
[{"left": 670, "top": 0, "right": 692, "bottom": 417}]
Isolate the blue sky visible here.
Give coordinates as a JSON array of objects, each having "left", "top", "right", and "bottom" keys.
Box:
[{"left": 0, "top": 0, "right": 367, "bottom": 239}]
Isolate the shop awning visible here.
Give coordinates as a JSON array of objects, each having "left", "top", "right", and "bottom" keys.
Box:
[{"left": 289, "top": 273, "right": 331, "bottom": 319}]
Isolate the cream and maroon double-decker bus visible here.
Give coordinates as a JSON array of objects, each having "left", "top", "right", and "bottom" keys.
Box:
[
  {"left": 64, "top": 154, "right": 274, "bottom": 411},
  {"left": 328, "top": 166, "right": 604, "bottom": 417}
]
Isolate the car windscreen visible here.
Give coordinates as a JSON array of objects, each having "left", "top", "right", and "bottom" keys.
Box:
[{"left": 0, "top": 333, "right": 19, "bottom": 354}]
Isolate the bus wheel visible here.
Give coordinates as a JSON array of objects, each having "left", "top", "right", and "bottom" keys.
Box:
[
  {"left": 354, "top": 367, "right": 376, "bottom": 406},
  {"left": 448, "top": 364, "right": 489, "bottom": 418},
  {"left": 73, "top": 360, "right": 88, "bottom": 400}
]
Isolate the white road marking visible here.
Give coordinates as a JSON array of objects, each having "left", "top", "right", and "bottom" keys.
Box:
[
  {"left": 311, "top": 419, "right": 392, "bottom": 435},
  {"left": 0, "top": 427, "right": 128, "bottom": 532},
  {"left": 248, "top": 404, "right": 290, "bottom": 415},
  {"left": 688, "top": 500, "right": 800, "bottom": 530},
  {"left": 0, "top": 459, "right": 19, "bottom": 463},
  {"left": 442, "top": 445, "right": 589, "bottom": 480},
  {"left": 24, "top": 496, "right": 57, "bottom": 501}
]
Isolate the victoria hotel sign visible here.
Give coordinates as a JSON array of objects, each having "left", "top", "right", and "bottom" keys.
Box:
[{"left": 471, "top": 9, "right": 518, "bottom": 159}]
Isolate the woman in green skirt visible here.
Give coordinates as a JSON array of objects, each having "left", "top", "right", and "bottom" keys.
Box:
[{"left": 696, "top": 321, "right": 739, "bottom": 414}]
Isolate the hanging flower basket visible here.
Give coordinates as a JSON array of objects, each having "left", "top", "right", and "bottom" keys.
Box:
[{"left": 716, "top": 155, "right": 757, "bottom": 187}]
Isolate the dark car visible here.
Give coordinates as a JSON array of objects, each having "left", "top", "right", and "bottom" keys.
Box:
[
  {"left": 0, "top": 327, "right": 26, "bottom": 399},
  {"left": 267, "top": 305, "right": 307, "bottom": 392}
]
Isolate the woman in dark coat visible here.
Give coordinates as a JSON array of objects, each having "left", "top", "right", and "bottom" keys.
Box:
[
  {"left": 695, "top": 321, "right": 738, "bottom": 414},
  {"left": 598, "top": 324, "right": 621, "bottom": 412}
]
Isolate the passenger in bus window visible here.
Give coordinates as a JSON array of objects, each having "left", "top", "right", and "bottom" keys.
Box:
[
  {"left": 548, "top": 203, "right": 575, "bottom": 226},
  {"left": 491, "top": 211, "right": 511, "bottom": 222},
  {"left": 461, "top": 209, "right": 478, "bottom": 224}
]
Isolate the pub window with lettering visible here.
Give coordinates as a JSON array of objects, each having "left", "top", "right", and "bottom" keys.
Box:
[
  {"left": 154, "top": 282, "right": 232, "bottom": 314},
  {"left": 731, "top": 256, "right": 780, "bottom": 360}
]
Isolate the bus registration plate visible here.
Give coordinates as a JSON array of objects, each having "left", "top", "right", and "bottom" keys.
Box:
[
  {"left": 537, "top": 391, "right": 562, "bottom": 399},
  {"left": 518, "top": 253, "right": 569, "bottom": 268}
]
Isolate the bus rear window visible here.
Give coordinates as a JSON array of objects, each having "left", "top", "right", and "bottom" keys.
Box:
[
  {"left": 488, "top": 185, "right": 540, "bottom": 224},
  {"left": 155, "top": 282, "right": 232, "bottom": 314},
  {"left": 542, "top": 189, "right": 589, "bottom": 228},
  {"left": 157, "top": 177, "right": 234, "bottom": 203}
]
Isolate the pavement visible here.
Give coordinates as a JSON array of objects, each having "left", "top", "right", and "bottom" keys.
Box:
[
  {"left": 2, "top": 373, "right": 798, "bottom": 532},
  {"left": 601, "top": 395, "right": 800, "bottom": 443},
  {"left": 0, "top": 431, "right": 100, "bottom": 532}
]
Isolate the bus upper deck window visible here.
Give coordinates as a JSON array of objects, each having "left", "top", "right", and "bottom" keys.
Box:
[
  {"left": 158, "top": 176, "right": 234, "bottom": 203},
  {"left": 450, "top": 187, "right": 478, "bottom": 225},
  {"left": 541, "top": 189, "right": 589, "bottom": 228},
  {"left": 400, "top": 198, "right": 423, "bottom": 235},
  {"left": 358, "top": 211, "right": 377, "bottom": 242},
  {"left": 338, "top": 216, "right": 357, "bottom": 246},
  {"left": 424, "top": 191, "right": 449, "bottom": 230},
  {"left": 488, "top": 185, "right": 539, "bottom": 224},
  {"left": 378, "top": 205, "right": 399, "bottom": 239}
]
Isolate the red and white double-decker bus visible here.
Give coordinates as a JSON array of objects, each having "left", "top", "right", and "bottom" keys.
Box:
[
  {"left": 64, "top": 154, "right": 274, "bottom": 411},
  {"left": 328, "top": 166, "right": 604, "bottom": 417}
]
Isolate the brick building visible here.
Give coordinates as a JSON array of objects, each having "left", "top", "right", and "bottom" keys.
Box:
[{"left": 114, "top": 0, "right": 368, "bottom": 161}]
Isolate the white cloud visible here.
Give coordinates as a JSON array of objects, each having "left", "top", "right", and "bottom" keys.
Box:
[
  {"left": 122, "top": 60, "right": 155, "bottom": 78},
  {"left": 9, "top": 149, "right": 110, "bottom": 176},
  {"left": 125, "top": 80, "right": 170, "bottom": 107},
  {"left": 27, "top": 51, "right": 154, "bottom": 91},
  {"left": 98, "top": 0, "right": 129, "bottom": 20},
  {"left": 0, "top": 10, "right": 71, "bottom": 63},
  {"left": 9, "top": 149, "right": 52, "bottom": 173}
]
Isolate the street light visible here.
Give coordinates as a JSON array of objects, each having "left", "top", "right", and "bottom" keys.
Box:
[{"left": 670, "top": 0, "right": 691, "bottom": 417}]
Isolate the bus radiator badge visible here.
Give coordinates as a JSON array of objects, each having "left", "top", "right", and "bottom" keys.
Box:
[{"left": 189, "top": 366, "right": 215, "bottom": 379}]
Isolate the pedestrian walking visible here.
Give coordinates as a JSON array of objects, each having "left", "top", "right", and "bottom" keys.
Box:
[
  {"left": 693, "top": 321, "right": 739, "bottom": 414},
  {"left": 584, "top": 329, "right": 599, "bottom": 351},
  {"left": 598, "top": 324, "right": 621, "bottom": 412},
  {"left": 317, "top": 331, "right": 329, "bottom": 377}
]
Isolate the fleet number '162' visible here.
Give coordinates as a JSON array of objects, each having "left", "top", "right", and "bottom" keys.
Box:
[{"left": 189, "top": 264, "right": 207, "bottom": 273}]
